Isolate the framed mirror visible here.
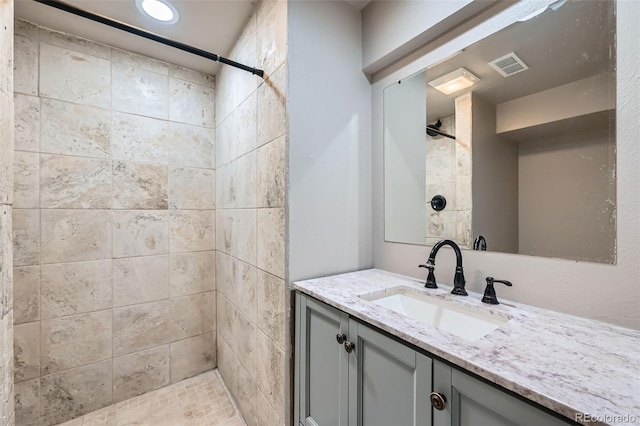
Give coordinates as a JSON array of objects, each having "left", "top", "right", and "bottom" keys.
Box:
[{"left": 383, "top": 0, "right": 616, "bottom": 264}]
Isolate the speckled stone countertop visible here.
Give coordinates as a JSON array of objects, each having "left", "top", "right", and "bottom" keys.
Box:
[{"left": 293, "top": 269, "right": 640, "bottom": 426}]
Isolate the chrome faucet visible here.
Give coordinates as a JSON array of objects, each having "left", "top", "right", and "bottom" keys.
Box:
[{"left": 418, "top": 239, "right": 468, "bottom": 296}]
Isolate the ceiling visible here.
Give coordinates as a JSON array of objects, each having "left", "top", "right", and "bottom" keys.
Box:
[
  {"left": 424, "top": 0, "right": 614, "bottom": 123},
  {"left": 15, "top": 0, "right": 258, "bottom": 75}
]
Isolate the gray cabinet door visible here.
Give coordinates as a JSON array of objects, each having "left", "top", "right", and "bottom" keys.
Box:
[
  {"left": 296, "top": 294, "right": 350, "bottom": 426},
  {"left": 348, "top": 320, "right": 432, "bottom": 426},
  {"left": 433, "top": 360, "right": 572, "bottom": 426}
]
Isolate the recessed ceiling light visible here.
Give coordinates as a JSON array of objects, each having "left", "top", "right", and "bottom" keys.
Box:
[
  {"left": 428, "top": 68, "right": 480, "bottom": 95},
  {"left": 135, "top": 0, "right": 179, "bottom": 24}
]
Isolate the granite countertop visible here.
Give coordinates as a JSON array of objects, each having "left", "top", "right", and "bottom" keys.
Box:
[{"left": 293, "top": 269, "right": 640, "bottom": 426}]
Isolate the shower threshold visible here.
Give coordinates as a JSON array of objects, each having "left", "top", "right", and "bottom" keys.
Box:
[{"left": 56, "top": 369, "right": 245, "bottom": 426}]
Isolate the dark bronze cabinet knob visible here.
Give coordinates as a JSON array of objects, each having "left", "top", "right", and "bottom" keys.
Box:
[
  {"left": 336, "top": 334, "right": 347, "bottom": 344},
  {"left": 344, "top": 341, "right": 355, "bottom": 353},
  {"left": 429, "top": 392, "right": 447, "bottom": 411}
]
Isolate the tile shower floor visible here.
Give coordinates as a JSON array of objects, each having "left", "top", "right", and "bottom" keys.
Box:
[{"left": 57, "top": 370, "right": 245, "bottom": 426}]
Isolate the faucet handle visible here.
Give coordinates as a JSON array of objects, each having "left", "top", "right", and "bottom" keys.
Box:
[
  {"left": 481, "top": 277, "right": 512, "bottom": 304},
  {"left": 418, "top": 263, "right": 438, "bottom": 289}
]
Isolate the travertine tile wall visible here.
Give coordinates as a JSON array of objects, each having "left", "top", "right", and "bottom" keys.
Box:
[
  {"left": 12, "top": 20, "right": 216, "bottom": 426},
  {"left": 0, "top": 1, "right": 15, "bottom": 426},
  {"left": 426, "top": 109, "right": 472, "bottom": 248},
  {"left": 215, "top": 1, "right": 287, "bottom": 425}
]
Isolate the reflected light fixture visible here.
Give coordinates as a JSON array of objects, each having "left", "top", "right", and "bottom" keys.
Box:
[
  {"left": 428, "top": 68, "right": 480, "bottom": 95},
  {"left": 135, "top": 0, "right": 179, "bottom": 24}
]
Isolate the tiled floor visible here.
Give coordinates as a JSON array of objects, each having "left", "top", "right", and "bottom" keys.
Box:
[{"left": 57, "top": 370, "right": 245, "bottom": 426}]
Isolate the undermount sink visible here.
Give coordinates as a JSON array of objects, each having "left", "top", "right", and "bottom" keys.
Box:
[{"left": 360, "top": 287, "right": 509, "bottom": 341}]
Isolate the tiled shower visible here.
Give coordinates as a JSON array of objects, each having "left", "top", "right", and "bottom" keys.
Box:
[{"left": 8, "top": 0, "right": 288, "bottom": 425}]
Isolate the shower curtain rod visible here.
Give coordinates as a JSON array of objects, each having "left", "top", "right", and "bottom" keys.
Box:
[{"left": 33, "top": 0, "right": 265, "bottom": 78}]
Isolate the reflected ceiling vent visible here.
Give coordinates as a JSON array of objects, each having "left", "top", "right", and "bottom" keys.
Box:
[{"left": 488, "top": 52, "right": 529, "bottom": 77}]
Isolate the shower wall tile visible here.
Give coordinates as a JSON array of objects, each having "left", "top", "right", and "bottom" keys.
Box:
[
  {"left": 14, "top": 19, "right": 39, "bottom": 39},
  {"left": 40, "top": 154, "right": 112, "bottom": 209},
  {"left": 235, "top": 362, "right": 257, "bottom": 426},
  {"left": 169, "top": 210, "right": 215, "bottom": 253},
  {"left": 15, "top": 378, "right": 40, "bottom": 426},
  {"left": 169, "top": 167, "right": 215, "bottom": 210},
  {"left": 13, "top": 19, "right": 219, "bottom": 424},
  {"left": 168, "top": 122, "right": 215, "bottom": 169},
  {"left": 256, "top": 331, "right": 285, "bottom": 419},
  {"left": 214, "top": 3, "right": 287, "bottom": 423},
  {"left": 257, "top": 135, "right": 286, "bottom": 208},
  {"left": 257, "top": 65, "right": 286, "bottom": 147},
  {"left": 40, "top": 261, "right": 112, "bottom": 319},
  {"left": 13, "top": 150, "right": 39, "bottom": 209},
  {"left": 40, "top": 28, "right": 112, "bottom": 61},
  {"left": 112, "top": 345, "right": 170, "bottom": 403},
  {"left": 40, "top": 99, "right": 111, "bottom": 159},
  {"left": 112, "top": 161, "right": 169, "bottom": 210},
  {"left": 257, "top": 270, "right": 286, "bottom": 350},
  {"left": 40, "top": 310, "right": 112, "bottom": 375},
  {"left": 169, "top": 332, "right": 216, "bottom": 383},
  {"left": 257, "top": 208, "right": 285, "bottom": 279},
  {"left": 234, "top": 309, "right": 257, "bottom": 378},
  {"left": 256, "top": 388, "right": 281, "bottom": 426},
  {"left": 170, "top": 292, "right": 216, "bottom": 340},
  {"left": 216, "top": 295, "right": 234, "bottom": 350},
  {"left": 236, "top": 209, "right": 257, "bottom": 265},
  {"left": 14, "top": 321, "right": 40, "bottom": 382},
  {"left": 217, "top": 209, "right": 237, "bottom": 256},
  {"left": 236, "top": 92, "right": 258, "bottom": 157},
  {"left": 236, "top": 151, "right": 257, "bottom": 208},
  {"left": 14, "top": 35, "right": 38, "bottom": 95},
  {"left": 169, "top": 64, "right": 215, "bottom": 88},
  {"left": 169, "top": 251, "right": 216, "bottom": 297},
  {"left": 13, "top": 266, "right": 40, "bottom": 325},
  {"left": 40, "top": 360, "right": 113, "bottom": 426},
  {"left": 237, "top": 262, "right": 257, "bottom": 324},
  {"left": 13, "top": 93, "right": 40, "bottom": 152},
  {"left": 40, "top": 210, "right": 111, "bottom": 264},
  {"left": 12, "top": 208, "right": 39, "bottom": 267},
  {"left": 112, "top": 63, "right": 168, "bottom": 119},
  {"left": 216, "top": 161, "right": 237, "bottom": 208},
  {"left": 113, "top": 255, "right": 169, "bottom": 307},
  {"left": 216, "top": 252, "right": 237, "bottom": 306},
  {"left": 113, "top": 300, "right": 172, "bottom": 356},
  {"left": 0, "top": 93, "right": 14, "bottom": 205},
  {"left": 112, "top": 210, "right": 169, "bottom": 258},
  {"left": 112, "top": 112, "right": 169, "bottom": 165},
  {"left": 39, "top": 43, "right": 111, "bottom": 109},
  {"left": 215, "top": 113, "right": 236, "bottom": 167},
  {"left": 112, "top": 48, "right": 169, "bottom": 75},
  {"left": 257, "top": 0, "right": 287, "bottom": 77},
  {"left": 169, "top": 78, "right": 215, "bottom": 128}
]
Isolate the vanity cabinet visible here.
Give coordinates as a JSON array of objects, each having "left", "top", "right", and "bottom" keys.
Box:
[
  {"left": 295, "top": 293, "right": 574, "bottom": 426},
  {"left": 296, "top": 293, "right": 431, "bottom": 426}
]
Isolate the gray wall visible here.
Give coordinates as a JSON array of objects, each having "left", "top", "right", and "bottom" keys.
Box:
[
  {"left": 518, "top": 129, "right": 615, "bottom": 263},
  {"left": 0, "top": 1, "right": 14, "bottom": 425},
  {"left": 361, "top": 0, "right": 493, "bottom": 74},
  {"left": 471, "top": 94, "right": 518, "bottom": 254},
  {"left": 288, "top": 0, "right": 372, "bottom": 283},
  {"left": 371, "top": 0, "right": 640, "bottom": 329},
  {"left": 384, "top": 76, "right": 426, "bottom": 245}
]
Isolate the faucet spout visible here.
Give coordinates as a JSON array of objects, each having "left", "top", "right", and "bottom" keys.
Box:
[{"left": 425, "top": 239, "right": 467, "bottom": 296}]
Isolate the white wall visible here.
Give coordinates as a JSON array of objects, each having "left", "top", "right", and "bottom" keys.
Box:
[
  {"left": 384, "top": 75, "right": 426, "bottom": 244},
  {"left": 371, "top": 0, "right": 640, "bottom": 329},
  {"left": 361, "top": 0, "right": 494, "bottom": 74},
  {"left": 288, "top": 1, "right": 372, "bottom": 283}
]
